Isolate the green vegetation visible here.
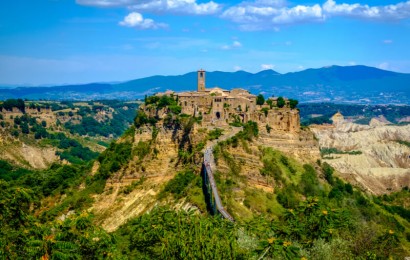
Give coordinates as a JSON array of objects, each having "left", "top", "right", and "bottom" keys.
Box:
[
  {"left": 211, "top": 130, "right": 410, "bottom": 258},
  {"left": 396, "top": 140, "right": 410, "bottom": 148},
  {"left": 277, "top": 96, "right": 285, "bottom": 108},
  {"left": 207, "top": 128, "right": 223, "bottom": 140},
  {"left": 229, "top": 114, "right": 243, "bottom": 127},
  {"left": 266, "top": 124, "right": 272, "bottom": 133},
  {"left": 0, "top": 98, "right": 25, "bottom": 112},
  {"left": 120, "top": 178, "right": 145, "bottom": 195},
  {"left": 115, "top": 208, "right": 241, "bottom": 259},
  {"left": 1, "top": 97, "right": 409, "bottom": 259},
  {"left": 0, "top": 160, "right": 32, "bottom": 181},
  {"left": 239, "top": 121, "right": 259, "bottom": 140},
  {"left": 135, "top": 94, "right": 183, "bottom": 129},
  {"left": 375, "top": 187, "right": 410, "bottom": 222},
  {"left": 354, "top": 117, "right": 372, "bottom": 125},
  {"left": 256, "top": 94, "right": 265, "bottom": 106},
  {"left": 289, "top": 98, "right": 298, "bottom": 109},
  {"left": 299, "top": 103, "right": 410, "bottom": 125},
  {"left": 1, "top": 100, "right": 138, "bottom": 138},
  {"left": 266, "top": 98, "right": 274, "bottom": 108},
  {"left": 134, "top": 111, "right": 151, "bottom": 128},
  {"left": 49, "top": 132, "right": 99, "bottom": 164},
  {"left": 0, "top": 180, "right": 119, "bottom": 259},
  {"left": 96, "top": 139, "right": 133, "bottom": 180},
  {"left": 321, "top": 147, "right": 362, "bottom": 157},
  {"left": 302, "top": 115, "right": 332, "bottom": 125},
  {"left": 62, "top": 100, "right": 138, "bottom": 137},
  {"left": 261, "top": 107, "right": 269, "bottom": 116},
  {"left": 159, "top": 170, "right": 198, "bottom": 199}
]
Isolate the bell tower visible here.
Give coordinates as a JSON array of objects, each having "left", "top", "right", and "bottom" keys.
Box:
[{"left": 197, "top": 69, "right": 205, "bottom": 92}]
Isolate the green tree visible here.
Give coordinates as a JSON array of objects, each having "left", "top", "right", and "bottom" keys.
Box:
[
  {"left": 266, "top": 99, "right": 274, "bottom": 108},
  {"left": 11, "top": 130, "right": 19, "bottom": 137},
  {"left": 134, "top": 111, "right": 149, "bottom": 128},
  {"left": 277, "top": 97, "right": 285, "bottom": 108},
  {"left": 256, "top": 94, "right": 265, "bottom": 106},
  {"left": 289, "top": 99, "right": 299, "bottom": 109},
  {"left": 21, "top": 123, "right": 29, "bottom": 134},
  {"left": 322, "top": 162, "right": 335, "bottom": 185}
]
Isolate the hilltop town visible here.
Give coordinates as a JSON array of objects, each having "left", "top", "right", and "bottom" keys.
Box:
[{"left": 141, "top": 69, "right": 300, "bottom": 132}]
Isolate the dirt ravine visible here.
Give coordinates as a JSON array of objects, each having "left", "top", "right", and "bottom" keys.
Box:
[{"left": 311, "top": 123, "right": 410, "bottom": 194}]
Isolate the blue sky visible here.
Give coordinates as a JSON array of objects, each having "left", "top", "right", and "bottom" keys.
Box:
[{"left": 0, "top": 0, "right": 410, "bottom": 85}]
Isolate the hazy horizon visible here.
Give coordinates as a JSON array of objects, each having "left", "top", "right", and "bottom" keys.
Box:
[{"left": 0, "top": 64, "right": 406, "bottom": 87}]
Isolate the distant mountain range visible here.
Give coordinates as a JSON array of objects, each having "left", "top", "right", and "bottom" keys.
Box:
[{"left": 1, "top": 65, "right": 409, "bottom": 104}]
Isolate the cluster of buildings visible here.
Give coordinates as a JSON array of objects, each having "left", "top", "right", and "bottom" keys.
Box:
[{"left": 150, "top": 69, "right": 300, "bottom": 132}]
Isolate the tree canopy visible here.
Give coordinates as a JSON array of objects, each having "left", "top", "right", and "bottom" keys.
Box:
[
  {"left": 277, "top": 96, "right": 285, "bottom": 108},
  {"left": 256, "top": 94, "right": 265, "bottom": 106}
]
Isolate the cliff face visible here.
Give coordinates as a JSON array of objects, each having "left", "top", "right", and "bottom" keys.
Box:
[
  {"left": 258, "top": 125, "right": 320, "bottom": 162},
  {"left": 89, "top": 117, "right": 320, "bottom": 230},
  {"left": 311, "top": 123, "right": 410, "bottom": 194},
  {"left": 90, "top": 123, "right": 207, "bottom": 231},
  {"left": 0, "top": 132, "right": 58, "bottom": 169}
]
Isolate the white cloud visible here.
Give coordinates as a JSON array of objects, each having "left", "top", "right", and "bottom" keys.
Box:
[
  {"left": 222, "top": 1, "right": 324, "bottom": 30},
  {"left": 78, "top": 0, "right": 410, "bottom": 31},
  {"left": 119, "top": 12, "right": 167, "bottom": 29},
  {"left": 261, "top": 64, "right": 275, "bottom": 70},
  {"left": 348, "top": 61, "right": 357, "bottom": 66},
  {"left": 232, "top": 41, "right": 242, "bottom": 47},
  {"left": 271, "top": 4, "right": 323, "bottom": 24},
  {"left": 77, "top": 0, "right": 221, "bottom": 15},
  {"left": 323, "top": 0, "right": 410, "bottom": 20},
  {"left": 221, "top": 40, "right": 242, "bottom": 50},
  {"left": 383, "top": 39, "right": 393, "bottom": 44},
  {"left": 378, "top": 62, "right": 390, "bottom": 70},
  {"left": 233, "top": 65, "right": 242, "bottom": 71},
  {"left": 222, "top": 0, "right": 410, "bottom": 30}
]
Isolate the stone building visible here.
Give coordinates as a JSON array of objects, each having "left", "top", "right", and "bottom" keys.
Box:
[{"left": 154, "top": 69, "right": 300, "bottom": 132}]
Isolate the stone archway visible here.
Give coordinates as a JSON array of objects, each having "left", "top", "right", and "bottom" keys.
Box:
[{"left": 215, "top": 111, "right": 221, "bottom": 119}]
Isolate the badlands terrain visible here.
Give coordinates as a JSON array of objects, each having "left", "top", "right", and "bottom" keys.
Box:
[{"left": 312, "top": 121, "right": 410, "bottom": 194}]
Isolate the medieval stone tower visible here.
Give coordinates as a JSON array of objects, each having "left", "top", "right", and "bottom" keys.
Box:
[{"left": 197, "top": 69, "right": 206, "bottom": 92}]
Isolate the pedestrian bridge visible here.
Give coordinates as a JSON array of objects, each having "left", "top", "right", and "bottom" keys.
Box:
[{"left": 202, "top": 147, "right": 234, "bottom": 222}]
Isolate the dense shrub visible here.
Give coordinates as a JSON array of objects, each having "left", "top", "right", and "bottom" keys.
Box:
[
  {"left": 322, "top": 162, "right": 335, "bottom": 185},
  {"left": 160, "top": 170, "right": 197, "bottom": 199},
  {"left": 277, "top": 185, "right": 299, "bottom": 208},
  {"left": 96, "top": 141, "right": 133, "bottom": 180},
  {"left": 207, "top": 128, "right": 223, "bottom": 140},
  {"left": 299, "top": 164, "right": 322, "bottom": 197},
  {"left": 277, "top": 97, "right": 285, "bottom": 108}
]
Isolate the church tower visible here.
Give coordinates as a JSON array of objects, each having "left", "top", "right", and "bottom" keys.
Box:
[{"left": 197, "top": 69, "right": 205, "bottom": 92}]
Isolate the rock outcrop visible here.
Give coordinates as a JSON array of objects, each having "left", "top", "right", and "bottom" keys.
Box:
[{"left": 312, "top": 122, "right": 410, "bottom": 194}]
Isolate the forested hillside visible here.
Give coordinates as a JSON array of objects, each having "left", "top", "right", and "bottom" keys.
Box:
[
  {"left": 0, "top": 99, "right": 139, "bottom": 168},
  {"left": 300, "top": 103, "right": 410, "bottom": 125}
]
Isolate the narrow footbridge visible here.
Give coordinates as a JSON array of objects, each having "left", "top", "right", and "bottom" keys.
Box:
[{"left": 203, "top": 147, "right": 234, "bottom": 222}]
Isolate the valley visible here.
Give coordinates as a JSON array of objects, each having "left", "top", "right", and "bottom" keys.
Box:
[{"left": 0, "top": 99, "right": 139, "bottom": 170}]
